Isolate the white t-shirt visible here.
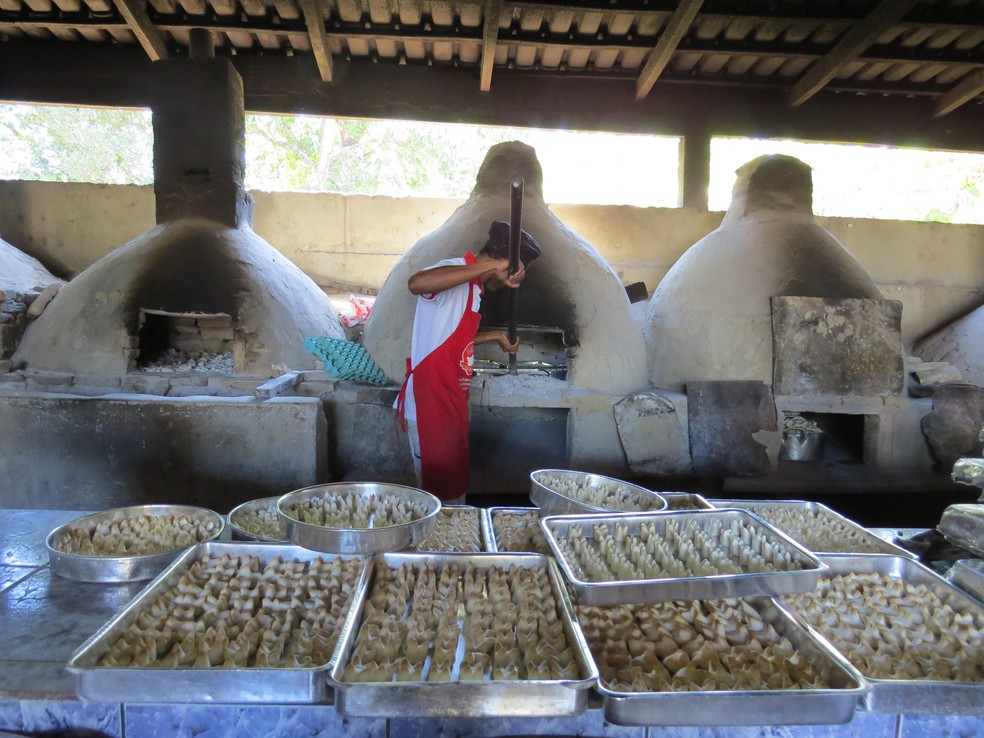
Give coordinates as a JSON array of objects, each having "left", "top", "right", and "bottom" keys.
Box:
[{"left": 398, "top": 256, "right": 483, "bottom": 422}]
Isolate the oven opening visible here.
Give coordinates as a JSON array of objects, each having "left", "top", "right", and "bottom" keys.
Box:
[
  {"left": 780, "top": 412, "right": 865, "bottom": 465},
  {"left": 135, "top": 309, "right": 235, "bottom": 373},
  {"left": 472, "top": 325, "right": 572, "bottom": 379}
]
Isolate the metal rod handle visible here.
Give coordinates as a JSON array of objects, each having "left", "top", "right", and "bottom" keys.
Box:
[{"left": 507, "top": 176, "right": 524, "bottom": 374}]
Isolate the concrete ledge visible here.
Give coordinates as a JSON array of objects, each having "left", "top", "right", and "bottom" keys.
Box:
[{"left": 0, "top": 393, "right": 327, "bottom": 510}]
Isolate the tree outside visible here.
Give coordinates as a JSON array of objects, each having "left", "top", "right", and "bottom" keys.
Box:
[{"left": 1, "top": 102, "right": 983, "bottom": 224}]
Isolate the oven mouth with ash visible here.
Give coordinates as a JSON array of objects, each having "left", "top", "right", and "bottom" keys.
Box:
[{"left": 134, "top": 308, "right": 235, "bottom": 374}]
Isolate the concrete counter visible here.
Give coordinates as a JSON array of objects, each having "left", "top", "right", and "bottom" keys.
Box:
[{"left": 0, "top": 508, "right": 980, "bottom": 738}]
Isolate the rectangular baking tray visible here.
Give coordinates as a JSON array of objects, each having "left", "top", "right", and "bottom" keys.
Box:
[
  {"left": 67, "top": 541, "right": 370, "bottom": 704},
  {"left": 541, "top": 510, "right": 826, "bottom": 605},
  {"left": 706, "top": 499, "right": 917, "bottom": 558},
  {"left": 328, "top": 552, "right": 598, "bottom": 718},
  {"left": 778, "top": 554, "right": 984, "bottom": 715},
  {"left": 592, "top": 596, "right": 868, "bottom": 726},
  {"left": 484, "top": 507, "right": 552, "bottom": 555},
  {"left": 410, "top": 505, "right": 490, "bottom": 553}
]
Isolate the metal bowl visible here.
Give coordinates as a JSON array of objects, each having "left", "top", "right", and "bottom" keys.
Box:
[
  {"left": 530, "top": 469, "right": 667, "bottom": 516},
  {"left": 277, "top": 482, "right": 441, "bottom": 554},
  {"left": 227, "top": 496, "right": 289, "bottom": 542},
  {"left": 46, "top": 504, "right": 225, "bottom": 583}
]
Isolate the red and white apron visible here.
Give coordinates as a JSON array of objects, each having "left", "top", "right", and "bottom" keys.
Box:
[{"left": 396, "top": 266, "right": 482, "bottom": 500}]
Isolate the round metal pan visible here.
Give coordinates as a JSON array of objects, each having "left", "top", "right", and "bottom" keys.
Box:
[
  {"left": 46, "top": 504, "right": 225, "bottom": 583},
  {"left": 278, "top": 482, "right": 441, "bottom": 554},
  {"left": 530, "top": 469, "right": 667, "bottom": 516},
  {"left": 227, "top": 496, "right": 289, "bottom": 542}
]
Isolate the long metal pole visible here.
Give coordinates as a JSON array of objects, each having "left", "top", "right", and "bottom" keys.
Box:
[{"left": 507, "top": 176, "right": 523, "bottom": 374}]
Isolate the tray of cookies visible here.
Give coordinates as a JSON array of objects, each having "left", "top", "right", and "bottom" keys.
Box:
[
  {"left": 540, "top": 510, "right": 825, "bottom": 604},
  {"left": 485, "top": 507, "right": 552, "bottom": 555},
  {"left": 780, "top": 554, "right": 984, "bottom": 714},
  {"left": 707, "top": 499, "right": 916, "bottom": 557},
  {"left": 46, "top": 504, "right": 225, "bottom": 583},
  {"left": 67, "top": 541, "right": 370, "bottom": 703},
  {"left": 227, "top": 496, "right": 288, "bottom": 542},
  {"left": 278, "top": 482, "right": 440, "bottom": 554},
  {"left": 328, "top": 552, "right": 598, "bottom": 717},
  {"left": 410, "top": 505, "right": 488, "bottom": 553},
  {"left": 577, "top": 595, "right": 867, "bottom": 725},
  {"left": 530, "top": 469, "right": 667, "bottom": 516}
]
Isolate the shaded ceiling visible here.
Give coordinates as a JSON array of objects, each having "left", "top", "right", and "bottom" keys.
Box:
[{"left": 1, "top": 1, "right": 983, "bottom": 154}]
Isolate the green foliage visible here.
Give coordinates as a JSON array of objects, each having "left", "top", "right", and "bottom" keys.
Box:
[{"left": 0, "top": 104, "right": 152, "bottom": 185}]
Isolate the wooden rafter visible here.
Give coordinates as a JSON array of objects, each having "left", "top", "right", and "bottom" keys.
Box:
[
  {"left": 635, "top": 0, "right": 703, "bottom": 100},
  {"left": 935, "top": 69, "right": 984, "bottom": 117},
  {"left": 480, "top": 0, "right": 503, "bottom": 92},
  {"left": 788, "top": 0, "right": 918, "bottom": 107},
  {"left": 297, "top": 0, "right": 333, "bottom": 82},
  {"left": 111, "top": 0, "right": 168, "bottom": 61}
]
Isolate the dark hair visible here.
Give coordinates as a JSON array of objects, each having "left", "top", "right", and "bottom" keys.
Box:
[{"left": 480, "top": 221, "right": 542, "bottom": 267}]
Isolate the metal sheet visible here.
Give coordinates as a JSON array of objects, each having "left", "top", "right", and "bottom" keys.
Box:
[
  {"left": 541, "top": 510, "right": 825, "bottom": 605},
  {"left": 409, "top": 505, "right": 489, "bottom": 553},
  {"left": 67, "top": 541, "right": 371, "bottom": 704},
  {"left": 485, "top": 507, "right": 552, "bottom": 555},
  {"left": 778, "top": 554, "right": 984, "bottom": 715},
  {"left": 329, "top": 552, "right": 598, "bottom": 718},
  {"left": 660, "top": 493, "right": 713, "bottom": 511},
  {"left": 706, "top": 499, "right": 916, "bottom": 558},
  {"left": 279, "top": 483, "right": 440, "bottom": 554},
  {"left": 46, "top": 505, "right": 225, "bottom": 583},
  {"left": 593, "top": 597, "right": 868, "bottom": 726},
  {"left": 529, "top": 469, "right": 667, "bottom": 516}
]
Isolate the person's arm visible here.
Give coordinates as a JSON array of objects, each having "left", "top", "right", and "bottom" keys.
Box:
[
  {"left": 408, "top": 260, "right": 502, "bottom": 296},
  {"left": 408, "top": 258, "right": 525, "bottom": 295},
  {"left": 475, "top": 330, "right": 520, "bottom": 354}
]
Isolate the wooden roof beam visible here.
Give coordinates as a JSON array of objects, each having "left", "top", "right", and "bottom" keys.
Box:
[
  {"left": 788, "top": 0, "right": 917, "bottom": 107},
  {"left": 298, "top": 0, "right": 333, "bottom": 82},
  {"left": 480, "top": 0, "right": 503, "bottom": 92},
  {"left": 111, "top": 0, "right": 168, "bottom": 61},
  {"left": 935, "top": 69, "right": 984, "bottom": 117},
  {"left": 635, "top": 0, "right": 703, "bottom": 100}
]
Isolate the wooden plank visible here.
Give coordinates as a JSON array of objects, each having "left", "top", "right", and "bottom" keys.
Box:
[
  {"left": 788, "top": 0, "right": 918, "bottom": 107},
  {"left": 480, "top": 0, "right": 502, "bottom": 92},
  {"left": 635, "top": 0, "right": 703, "bottom": 100},
  {"left": 935, "top": 68, "right": 984, "bottom": 117},
  {"left": 297, "top": 0, "right": 332, "bottom": 82},
  {"left": 111, "top": 0, "right": 169, "bottom": 60}
]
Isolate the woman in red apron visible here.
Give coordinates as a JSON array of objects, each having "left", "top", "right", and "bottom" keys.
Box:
[{"left": 396, "top": 222, "right": 541, "bottom": 502}]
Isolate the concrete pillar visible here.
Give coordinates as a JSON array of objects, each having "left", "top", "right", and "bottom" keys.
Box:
[
  {"left": 152, "top": 57, "right": 254, "bottom": 228},
  {"left": 678, "top": 127, "right": 710, "bottom": 210}
]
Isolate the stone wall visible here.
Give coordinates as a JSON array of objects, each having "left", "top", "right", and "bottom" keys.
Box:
[{"left": 0, "top": 180, "right": 982, "bottom": 345}]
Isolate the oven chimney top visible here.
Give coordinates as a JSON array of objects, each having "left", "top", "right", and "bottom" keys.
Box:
[{"left": 151, "top": 52, "right": 253, "bottom": 228}]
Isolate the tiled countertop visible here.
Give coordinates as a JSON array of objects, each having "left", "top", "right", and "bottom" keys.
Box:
[{"left": 0, "top": 508, "right": 980, "bottom": 738}]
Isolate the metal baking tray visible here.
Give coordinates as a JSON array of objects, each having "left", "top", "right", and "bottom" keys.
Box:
[
  {"left": 46, "top": 504, "right": 225, "bottom": 583},
  {"left": 278, "top": 482, "right": 440, "bottom": 554},
  {"left": 591, "top": 596, "right": 868, "bottom": 726},
  {"left": 541, "top": 510, "right": 825, "bottom": 605},
  {"left": 779, "top": 554, "right": 984, "bottom": 715},
  {"left": 706, "top": 499, "right": 916, "bottom": 558},
  {"left": 938, "top": 503, "right": 984, "bottom": 558},
  {"left": 227, "top": 496, "right": 288, "bottom": 542},
  {"left": 67, "top": 541, "right": 371, "bottom": 704},
  {"left": 947, "top": 558, "right": 984, "bottom": 605},
  {"left": 410, "top": 505, "right": 489, "bottom": 552},
  {"left": 484, "top": 507, "right": 552, "bottom": 555},
  {"left": 660, "top": 492, "right": 713, "bottom": 511},
  {"left": 328, "top": 552, "right": 598, "bottom": 718},
  {"left": 530, "top": 469, "right": 667, "bottom": 516}
]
